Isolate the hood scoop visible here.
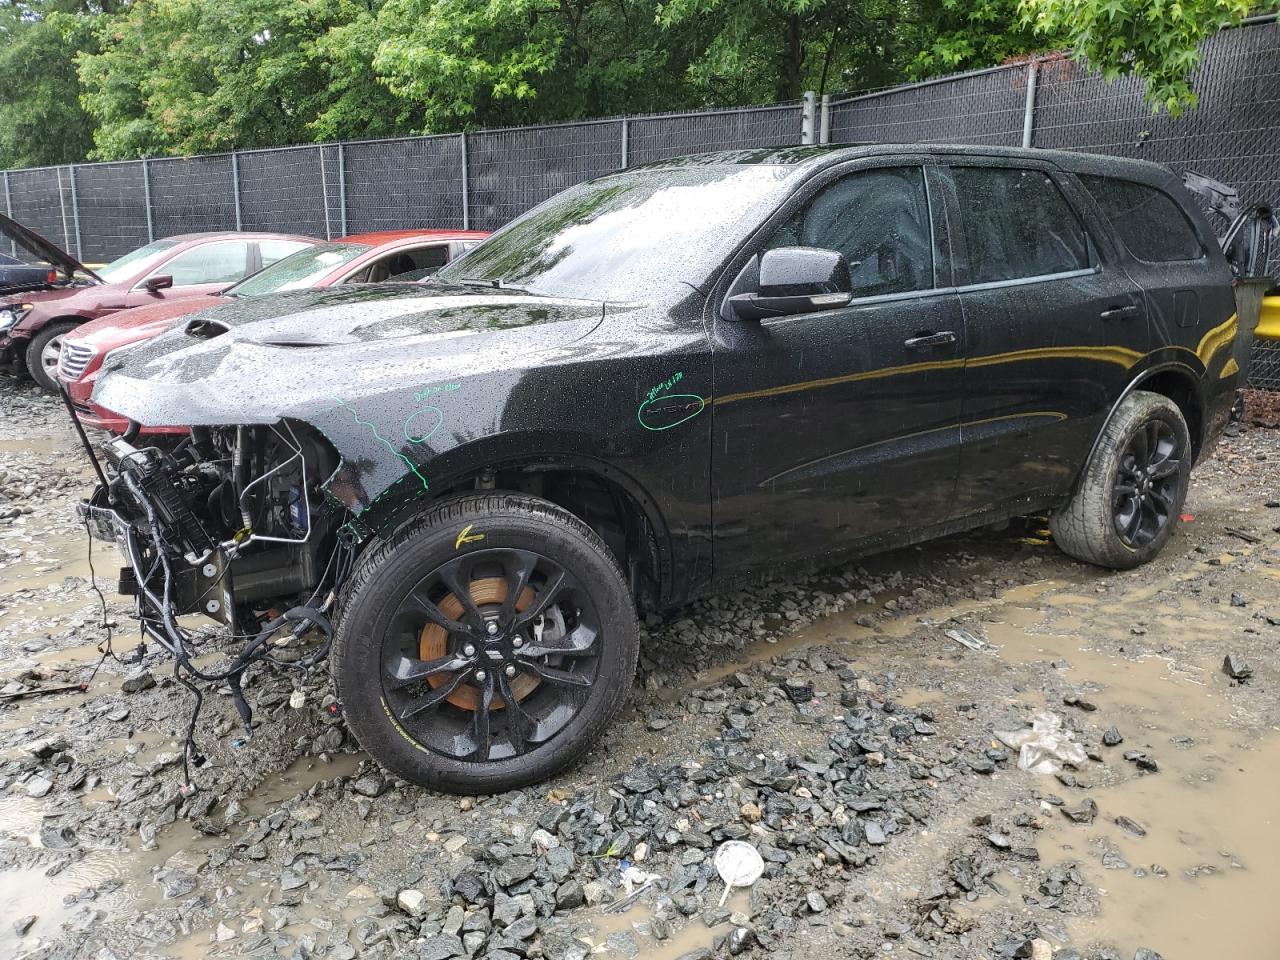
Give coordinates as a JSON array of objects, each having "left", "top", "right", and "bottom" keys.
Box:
[{"left": 186, "top": 317, "right": 230, "bottom": 339}]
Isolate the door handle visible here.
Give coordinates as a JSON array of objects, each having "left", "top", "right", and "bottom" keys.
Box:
[
  {"left": 903, "top": 331, "right": 957, "bottom": 349},
  {"left": 1100, "top": 304, "right": 1140, "bottom": 321}
]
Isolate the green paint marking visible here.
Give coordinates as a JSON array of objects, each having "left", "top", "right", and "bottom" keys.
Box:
[
  {"left": 335, "top": 398, "right": 430, "bottom": 492},
  {"left": 637, "top": 371, "right": 707, "bottom": 432}
]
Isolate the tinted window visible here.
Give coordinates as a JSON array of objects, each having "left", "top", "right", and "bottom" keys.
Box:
[
  {"left": 156, "top": 241, "right": 252, "bottom": 285},
  {"left": 766, "top": 167, "right": 934, "bottom": 297},
  {"left": 1078, "top": 175, "right": 1203, "bottom": 262},
  {"left": 952, "top": 167, "right": 1090, "bottom": 283},
  {"left": 259, "top": 239, "right": 312, "bottom": 267}
]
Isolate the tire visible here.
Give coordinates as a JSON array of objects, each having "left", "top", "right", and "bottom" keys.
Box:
[
  {"left": 1051, "top": 390, "right": 1191, "bottom": 570},
  {"left": 25, "top": 320, "right": 80, "bottom": 392},
  {"left": 331, "top": 492, "right": 638, "bottom": 793}
]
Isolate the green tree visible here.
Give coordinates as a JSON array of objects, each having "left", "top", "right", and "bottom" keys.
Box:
[
  {"left": 1019, "top": 0, "right": 1273, "bottom": 114},
  {"left": 0, "top": 2, "right": 103, "bottom": 168},
  {"left": 655, "top": 0, "right": 934, "bottom": 102},
  {"left": 911, "top": 0, "right": 1046, "bottom": 78},
  {"left": 79, "top": 0, "right": 417, "bottom": 159},
  {"left": 372, "top": 0, "right": 709, "bottom": 131}
]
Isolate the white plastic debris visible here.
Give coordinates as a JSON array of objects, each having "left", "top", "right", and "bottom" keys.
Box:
[
  {"left": 944, "top": 627, "right": 992, "bottom": 652},
  {"left": 994, "top": 711, "right": 1087, "bottom": 775},
  {"left": 619, "top": 865, "right": 662, "bottom": 895},
  {"left": 289, "top": 690, "right": 306, "bottom": 709},
  {"left": 714, "top": 840, "right": 765, "bottom": 906}
]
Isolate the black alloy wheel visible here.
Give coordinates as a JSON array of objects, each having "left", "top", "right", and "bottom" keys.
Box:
[
  {"left": 331, "top": 492, "right": 637, "bottom": 793},
  {"left": 381, "top": 548, "right": 600, "bottom": 763},
  {"left": 1111, "top": 419, "right": 1183, "bottom": 548}
]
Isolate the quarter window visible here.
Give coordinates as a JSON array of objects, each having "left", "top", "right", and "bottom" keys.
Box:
[
  {"left": 952, "top": 167, "right": 1090, "bottom": 284},
  {"left": 766, "top": 167, "right": 935, "bottom": 297},
  {"left": 259, "top": 239, "right": 312, "bottom": 267},
  {"left": 1077, "top": 175, "right": 1204, "bottom": 262},
  {"left": 154, "top": 241, "right": 252, "bottom": 286}
]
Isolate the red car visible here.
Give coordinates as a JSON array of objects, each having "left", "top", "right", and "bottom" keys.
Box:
[
  {"left": 60, "top": 230, "right": 488, "bottom": 434},
  {"left": 0, "top": 220, "right": 314, "bottom": 389}
]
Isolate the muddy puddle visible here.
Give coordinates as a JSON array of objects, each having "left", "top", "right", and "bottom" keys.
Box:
[{"left": 588, "top": 889, "right": 752, "bottom": 959}]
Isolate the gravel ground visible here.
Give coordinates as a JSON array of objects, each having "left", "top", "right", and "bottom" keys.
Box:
[{"left": 1, "top": 379, "right": 1278, "bottom": 960}]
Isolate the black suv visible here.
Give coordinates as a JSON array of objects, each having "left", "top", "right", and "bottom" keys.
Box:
[{"left": 79, "top": 145, "right": 1250, "bottom": 793}]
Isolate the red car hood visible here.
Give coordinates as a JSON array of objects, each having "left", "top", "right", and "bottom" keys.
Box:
[{"left": 68, "top": 295, "right": 232, "bottom": 353}]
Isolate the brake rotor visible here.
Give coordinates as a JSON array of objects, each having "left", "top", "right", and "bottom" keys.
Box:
[{"left": 419, "top": 577, "right": 540, "bottom": 711}]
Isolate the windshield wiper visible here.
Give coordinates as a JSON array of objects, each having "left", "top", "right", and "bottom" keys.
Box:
[{"left": 451, "top": 277, "right": 535, "bottom": 294}]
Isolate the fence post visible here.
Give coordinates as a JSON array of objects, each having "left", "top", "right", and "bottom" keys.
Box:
[
  {"left": 1022, "top": 58, "right": 1039, "bottom": 148},
  {"left": 337, "top": 143, "right": 348, "bottom": 236},
  {"left": 68, "top": 165, "right": 83, "bottom": 261},
  {"left": 230, "top": 152, "right": 243, "bottom": 230},
  {"left": 320, "top": 147, "right": 332, "bottom": 241},
  {"left": 3, "top": 171, "right": 14, "bottom": 257},
  {"left": 800, "top": 91, "right": 816, "bottom": 144},
  {"left": 460, "top": 133, "right": 470, "bottom": 230},
  {"left": 620, "top": 118, "right": 629, "bottom": 169},
  {"left": 142, "top": 158, "right": 154, "bottom": 242},
  {"left": 819, "top": 94, "right": 831, "bottom": 145},
  {"left": 57, "top": 167, "right": 72, "bottom": 254}
]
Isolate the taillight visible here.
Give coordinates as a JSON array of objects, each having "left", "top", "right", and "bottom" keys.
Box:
[{"left": 47, "top": 269, "right": 58, "bottom": 284}]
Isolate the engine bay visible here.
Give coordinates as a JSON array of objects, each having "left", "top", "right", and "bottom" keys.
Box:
[{"left": 73, "top": 413, "right": 351, "bottom": 788}]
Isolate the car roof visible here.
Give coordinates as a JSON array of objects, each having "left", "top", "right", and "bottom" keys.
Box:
[
  {"left": 334, "top": 229, "right": 489, "bottom": 245},
  {"left": 161, "top": 231, "right": 317, "bottom": 244},
  {"left": 628, "top": 143, "right": 1179, "bottom": 186}
]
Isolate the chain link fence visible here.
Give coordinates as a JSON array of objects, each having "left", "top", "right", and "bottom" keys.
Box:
[{"left": 2, "top": 20, "right": 1278, "bottom": 384}]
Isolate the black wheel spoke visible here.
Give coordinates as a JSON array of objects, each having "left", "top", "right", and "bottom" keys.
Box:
[
  {"left": 518, "top": 622, "right": 598, "bottom": 659},
  {"left": 406, "top": 589, "right": 473, "bottom": 638},
  {"left": 522, "top": 661, "right": 592, "bottom": 688},
  {"left": 1148, "top": 456, "right": 1180, "bottom": 480},
  {"left": 400, "top": 668, "right": 473, "bottom": 721},
  {"left": 514, "top": 569, "right": 568, "bottom": 628},
  {"left": 1123, "top": 500, "right": 1144, "bottom": 540},
  {"left": 497, "top": 550, "right": 539, "bottom": 626},
  {"left": 466, "top": 675, "right": 494, "bottom": 761},
  {"left": 497, "top": 671, "right": 535, "bottom": 755},
  {"left": 1113, "top": 481, "right": 1138, "bottom": 497},
  {"left": 437, "top": 557, "right": 486, "bottom": 631},
  {"left": 386, "top": 652, "right": 473, "bottom": 689}
]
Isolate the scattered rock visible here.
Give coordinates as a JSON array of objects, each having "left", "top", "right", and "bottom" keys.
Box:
[
  {"left": 1223, "top": 654, "right": 1254, "bottom": 680},
  {"left": 121, "top": 669, "right": 156, "bottom": 693}
]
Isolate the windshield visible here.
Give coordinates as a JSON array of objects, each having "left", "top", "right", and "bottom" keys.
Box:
[
  {"left": 436, "top": 164, "right": 797, "bottom": 301},
  {"left": 97, "top": 239, "right": 181, "bottom": 283},
  {"left": 227, "top": 243, "right": 371, "bottom": 296}
]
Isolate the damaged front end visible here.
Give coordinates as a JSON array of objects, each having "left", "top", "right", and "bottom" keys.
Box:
[{"left": 72, "top": 406, "right": 350, "bottom": 785}]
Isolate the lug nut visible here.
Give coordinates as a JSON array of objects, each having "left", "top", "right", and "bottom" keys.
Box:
[
  {"left": 487, "top": 622, "right": 499, "bottom": 636},
  {"left": 505, "top": 665, "right": 516, "bottom": 679},
  {"left": 476, "top": 670, "right": 487, "bottom": 682},
  {"left": 463, "top": 644, "right": 475, "bottom": 656}
]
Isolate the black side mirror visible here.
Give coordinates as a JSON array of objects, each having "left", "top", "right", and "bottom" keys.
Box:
[
  {"left": 144, "top": 274, "right": 173, "bottom": 293},
  {"left": 727, "top": 246, "right": 852, "bottom": 321}
]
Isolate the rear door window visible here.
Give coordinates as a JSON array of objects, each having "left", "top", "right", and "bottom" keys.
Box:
[
  {"left": 1077, "top": 175, "right": 1204, "bottom": 262},
  {"left": 258, "top": 239, "right": 312, "bottom": 267},
  {"left": 764, "top": 166, "right": 935, "bottom": 298},
  {"left": 154, "top": 241, "right": 252, "bottom": 286},
  {"left": 951, "top": 167, "right": 1091, "bottom": 284}
]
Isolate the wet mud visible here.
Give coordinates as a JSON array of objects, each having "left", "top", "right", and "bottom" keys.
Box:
[{"left": 2, "top": 379, "right": 1279, "bottom": 960}]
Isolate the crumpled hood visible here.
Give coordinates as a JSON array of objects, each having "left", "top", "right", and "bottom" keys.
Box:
[{"left": 92, "top": 282, "right": 606, "bottom": 426}]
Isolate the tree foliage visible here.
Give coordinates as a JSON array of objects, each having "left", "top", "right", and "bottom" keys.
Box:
[
  {"left": 0, "top": 0, "right": 1269, "bottom": 167},
  {"left": 0, "top": 2, "right": 102, "bottom": 168},
  {"left": 1019, "top": 0, "right": 1272, "bottom": 114}
]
